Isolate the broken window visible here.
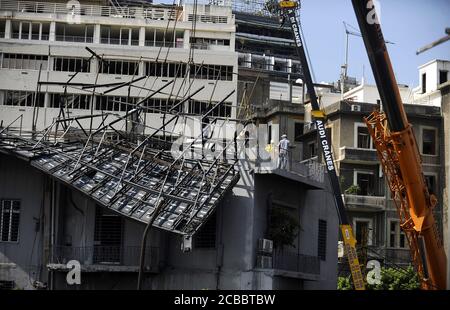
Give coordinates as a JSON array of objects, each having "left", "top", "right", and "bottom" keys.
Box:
[
  {"left": 194, "top": 213, "right": 216, "bottom": 248},
  {"left": 53, "top": 57, "right": 90, "bottom": 73},
  {"left": 318, "top": 219, "right": 327, "bottom": 261},
  {"left": 356, "top": 171, "right": 375, "bottom": 196},
  {"left": 422, "top": 128, "right": 436, "bottom": 155},
  {"left": 50, "top": 93, "right": 91, "bottom": 109},
  {"left": 1, "top": 200, "right": 21, "bottom": 242},
  {"left": 4, "top": 91, "right": 44, "bottom": 107}
]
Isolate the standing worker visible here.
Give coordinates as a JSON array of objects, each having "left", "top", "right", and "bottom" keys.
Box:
[{"left": 277, "top": 134, "right": 290, "bottom": 170}]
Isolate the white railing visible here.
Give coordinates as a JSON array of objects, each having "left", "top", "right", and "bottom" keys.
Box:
[
  {"left": 343, "top": 194, "right": 385, "bottom": 208},
  {"left": 0, "top": 0, "right": 183, "bottom": 21}
]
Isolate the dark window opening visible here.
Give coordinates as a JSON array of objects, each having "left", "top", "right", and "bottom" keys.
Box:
[
  {"left": 356, "top": 172, "right": 375, "bottom": 196},
  {"left": 439, "top": 70, "right": 448, "bottom": 85},
  {"left": 425, "top": 175, "right": 436, "bottom": 195},
  {"left": 1, "top": 200, "right": 20, "bottom": 242},
  {"left": 194, "top": 213, "right": 216, "bottom": 248},
  {"left": 318, "top": 219, "right": 327, "bottom": 261},
  {"left": 294, "top": 122, "right": 303, "bottom": 142},
  {"left": 357, "top": 126, "right": 372, "bottom": 149},
  {"left": 355, "top": 221, "right": 369, "bottom": 246},
  {"left": 422, "top": 73, "right": 427, "bottom": 93},
  {"left": 422, "top": 128, "right": 436, "bottom": 155},
  {"left": 93, "top": 206, "right": 123, "bottom": 263}
]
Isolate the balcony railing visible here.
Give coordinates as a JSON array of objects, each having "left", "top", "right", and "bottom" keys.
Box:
[
  {"left": 52, "top": 245, "right": 158, "bottom": 269},
  {"left": 0, "top": 0, "right": 183, "bottom": 21},
  {"left": 273, "top": 251, "right": 320, "bottom": 275},
  {"left": 100, "top": 38, "right": 139, "bottom": 46},
  {"left": 421, "top": 154, "right": 439, "bottom": 165},
  {"left": 56, "top": 35, "right": 93, "bottom": 43},
  {"left": 339, "top": 146, "right": 379, "bottom": 163},
  {"left": 343, "top": 194, "right": 385, "bottom": 209}
]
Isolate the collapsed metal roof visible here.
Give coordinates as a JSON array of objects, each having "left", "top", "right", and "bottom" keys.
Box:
[{"left": 0, "top": 130, "right": 239, "bottom": 235}]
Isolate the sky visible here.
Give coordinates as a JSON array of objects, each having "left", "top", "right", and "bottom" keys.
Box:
[{"left": 158, "top": 0, "right": 450, "bottom": 87}]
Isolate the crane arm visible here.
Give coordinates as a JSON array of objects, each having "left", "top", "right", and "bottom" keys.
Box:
[
  {"left": 351, "top": 0, "right": 447, "bottom": 289},
  {"left": 279, "top": 0, "right": 365, "bottom": 290}
]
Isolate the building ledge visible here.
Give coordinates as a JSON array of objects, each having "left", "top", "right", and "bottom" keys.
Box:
[
  {"left": 254, "top": 167, "right": 325, "bottom": 190},
  {"left": 253, "top": 268, "right": 320, "bottom": 281},
  {"left": 46, "top": 263, "right": 158, "bottom": 273}
]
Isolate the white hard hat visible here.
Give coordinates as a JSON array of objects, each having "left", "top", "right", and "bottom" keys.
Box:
[{"left": 281, "top": 134, "right": 287, "bottom": 138}]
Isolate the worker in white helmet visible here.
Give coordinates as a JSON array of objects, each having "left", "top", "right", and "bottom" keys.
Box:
[{"left": 277, "top": 134, "right": 290, "bottom": 170}]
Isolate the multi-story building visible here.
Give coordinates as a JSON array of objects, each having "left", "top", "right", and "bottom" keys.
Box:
[
  {"left": 0, "top": 0, "right": 339, "bottom": 290},
  {"left": 0, "top": 0, "right": 237, "bottom": 134},
  {"left": 232, "top": 1, "right": 306, "bottom": 163},
  {"left": 300, "top": 61, "right": 447, "bottom": 273}
]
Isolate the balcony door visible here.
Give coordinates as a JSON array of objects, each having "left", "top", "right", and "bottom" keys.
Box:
[{"left": 93, "top": 206, "right": 123, "bottom": 264}]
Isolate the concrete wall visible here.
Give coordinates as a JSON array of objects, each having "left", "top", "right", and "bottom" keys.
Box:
[{"left": 0, "top": 154, "right": 46, "bottom": 289}]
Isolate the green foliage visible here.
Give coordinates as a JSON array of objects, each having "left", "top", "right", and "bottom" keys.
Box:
[
  {"left": 337, "top": 265, "right": 421, "bottom": 290},
  {"left": 344, "top": 184, "right": 361, "bottom": 195},
  {"left": 268, "top": 206, "right": 299, "bottom": 249}
]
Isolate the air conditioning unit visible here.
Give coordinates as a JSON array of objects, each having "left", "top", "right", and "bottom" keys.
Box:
[
  {"left": 256, "top": 255, "right": 273, "bottom": 269},
  {"left": 258, "top": 238, "right": 273, "bottom": 254},
  {"left": 181, "top": 235, "right": 192, "bottom": 252},
  {"left": 351, "top": 104, "right": 361, "bottom": 112}
]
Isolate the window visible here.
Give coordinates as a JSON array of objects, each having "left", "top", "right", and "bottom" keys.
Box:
[
  {"left": 268, "top": 124, "right": 272, "bottom": 144},
  {"left": 50, "top": 93, "right": 91, "bottom": 109},
  {"left": 94, "top": 206, "right": 123, "bottom": 263},
  {"left": 145, "top": 62, "right": 187, "bottom": 78},
  {"left": 1, "top": 200, "right": 20, "bottom": 242},
  {"left": 11, "top": 21, "right": 49, "bottom": 40},
  {"left": 308, "top": 141, "right": 317, "bottom": 158},
  {"left": 1, "top": 53, "right": 48, "bottom": 70},
  {"left": 356, "top": 125, "right": 373, "bottom": 149},
  {"left": 0, "top": 281, "right": 16, "bottom": 290},
  {"left": 95, "top": 96, "right": 137, "bottom": 112},
  {"left": 190, "top": 37, "right": 230, "bottom": 49},
  {"left": 422, "top": 128, "right": 436, "bottom": 155},
  {"left": 294, "top": 122, "right": 304, "bottom": 142},
  {"left": 4, "top": 91, "right": 45, "bottom": 107},
  {"left": 354, "top": 219, "right": 373, "bottom": 246},
  {"left": 53, "top": 57, "right": 90, "bottom": 73},
  {"left": 424, "top": 175, "right": 436, "bottom": 196},
  {"left": 189, "top": 64, "right": 233, "bottom": 81},
  {"left": 439, "top": 70, "right": 448, "bottom": 85},
  {"left": 318, "top": 219, "right": 327, "bottom": 261},
  {"left": 194, "top": 213, "right": 216, "bottom": 248},
  {"left": 388, "top": 220, "right": 406, "bottom": 248},
  {"left": 422, "top": 73, "right": 427, "bottom": 93},
  {"left": 100, "top": 59, "right": 138, "bottom": 75},
  {"left": 55, "top": 23, "right": 94, "bottom": 43},
  {"left": 188, "top": 100, "right": 232, "bottom": 117},
  {"left": 355, "top": 171, "right": 375, "bottom": 196}
]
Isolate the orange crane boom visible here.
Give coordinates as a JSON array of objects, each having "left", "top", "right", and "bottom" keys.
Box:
[{"left": 351, "top": 0, "right": 447, "bottom": 289}]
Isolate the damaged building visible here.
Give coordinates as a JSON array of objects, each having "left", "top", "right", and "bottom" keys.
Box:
[{"left": 0, "top": 0, "right": 339, "bottom": 290}]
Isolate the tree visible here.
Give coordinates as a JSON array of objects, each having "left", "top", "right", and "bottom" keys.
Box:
[{"left": 337, "top": 265, "right": 420, "bottom": 290}]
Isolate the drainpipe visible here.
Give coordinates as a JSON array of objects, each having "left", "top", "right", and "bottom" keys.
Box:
[{"left": 137, "top": 198, "right": 165, "bottom": 290}]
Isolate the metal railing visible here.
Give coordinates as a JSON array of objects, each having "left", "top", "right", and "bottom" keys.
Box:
[
  {"left": 0, "top": 0, "right": 183, "bottom": 21},
  {"left": 55, "top": 35, "right": 93, "bottom": 43},
  {"left": 52, "top": 245, "right": 159, "bottom": 268},
  {"left": 100, "top": 37, "right": 139, "bottom": 46},
  {"left": 272, "top": 250, "right": 320, "bottom": 275},
  {"left": 343, "top": 194, "right": 385, "bottom": 208}
]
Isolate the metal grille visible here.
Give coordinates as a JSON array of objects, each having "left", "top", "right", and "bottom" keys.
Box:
[{"left": 317, "top": 219, "right": 327, "bottom": 261}]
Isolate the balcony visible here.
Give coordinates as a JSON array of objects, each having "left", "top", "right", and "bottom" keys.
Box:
[
  {"left": 252, "top": 100, "right": 304, "bottom": 119},
  {"left": 421, "top": 154, "right": 439, "bottom": 166},
  {"left": 0, "top": 0, "right": 183, "bottom": 21},
  {"left": 339, "top": 146, "right": 379, "bottom": 164},
  {"left": 383, "top": 248, "right": 411, "bottom": 265},
  {"left": 56, "top": 35, "right": 93, "bottom": 43},
  {"left": 47, "top": 245, "right": 159, "bottom": 273},
  {"left": 271, "top": 251, "right": 320, "bottom": 280},
  {"left": 343, "top": 194, "right": 385, "bottom": 211}
]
